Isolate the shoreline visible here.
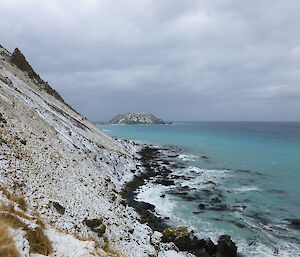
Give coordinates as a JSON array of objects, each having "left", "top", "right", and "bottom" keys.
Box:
[{"left": 122, "top": 143, "right": 238, "bottom": 257}]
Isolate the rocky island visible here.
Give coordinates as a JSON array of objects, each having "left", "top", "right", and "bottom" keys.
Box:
[{"left": 109, "top": 112, "right": 168, "bottom": 124}]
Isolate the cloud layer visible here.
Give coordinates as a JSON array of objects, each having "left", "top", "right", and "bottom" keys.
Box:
[{"left": 1, "top": 0, "right": 300, "bottom": 121}]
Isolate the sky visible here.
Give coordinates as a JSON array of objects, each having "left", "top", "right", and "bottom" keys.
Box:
[{"left": 1, "top": 0, "right": 300, "bottom": 121}]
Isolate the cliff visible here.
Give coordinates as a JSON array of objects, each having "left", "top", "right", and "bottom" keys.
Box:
[
  {"left": 0, "top": 45, "right": 187, "bottom": 257},
  {"left": 109, "top": 113, "right": 166, "bottom": 124}
]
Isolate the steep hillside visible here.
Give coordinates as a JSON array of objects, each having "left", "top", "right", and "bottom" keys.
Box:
[{"left": 0, "top": 45, "right": 186, "bottom": 257}]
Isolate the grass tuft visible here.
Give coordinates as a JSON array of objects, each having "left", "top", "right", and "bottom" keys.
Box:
[
  {"left": 25, "top": 227, "right": 53, "bottom": 255},
  {"left": 0, "top": 187, "right": 27, "bottom": 211},
  {"left": 0, "top": 224, "right": 20, "bottom": 257},
  {"left": 0, "top": 212, "right": 26, "bottom": 229}
]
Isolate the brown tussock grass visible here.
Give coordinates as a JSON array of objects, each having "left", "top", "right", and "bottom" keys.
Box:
[
  {"left": 0, "top": 212, "right": 26, "bottom": 229},
  {"left": 103, "top": 238, "right": 124, "bottom": 257},
  {"left": 0, "top": 203, "right": 52, "bottom": 256},
  {"left": 1, "top": 203, "right": 32, "bottom": 221},
  {"left": 0, "top": 224, "right": 20, "bottom": 257},
  {"left": 0, "top": 187, "right": 27, "bottom": 211},
  {"left": 25, "top": 227, "right": 53, "bottom": 255}
]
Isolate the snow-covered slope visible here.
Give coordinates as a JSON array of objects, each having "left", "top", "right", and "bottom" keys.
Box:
[{"left": 0, "top": 45, "right": 188, "bottom": 257}]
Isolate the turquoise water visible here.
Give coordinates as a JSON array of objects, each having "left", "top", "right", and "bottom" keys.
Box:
[{"left": 99, "top": 122, "right": 300, "bottom": 256}]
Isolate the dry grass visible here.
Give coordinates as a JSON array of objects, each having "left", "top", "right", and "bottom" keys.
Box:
[
  {"left": 25, "top": 227, "right": 53, "bottom": 255},
  {"left": 1, "top": 203, "right": 32, "bottom": 221},
  {"left": 0, "top": 200, "right": 52, "bottom": 256},
  {"left": 0, "top": 187, "right": 27, "bottom": 211},
  {"left": 0, "top": 212, "right": 26, "bottom": 229},
  {"left": 103, "top": 238, "right": 124, "bottom": 257},
  {"left": 0, "top": 224, "right": 20, "bottom": 257}
]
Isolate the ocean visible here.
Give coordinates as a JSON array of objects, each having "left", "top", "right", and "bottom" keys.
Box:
[{"left": 98, "top": 121, "right": 300, "bottom": 256}]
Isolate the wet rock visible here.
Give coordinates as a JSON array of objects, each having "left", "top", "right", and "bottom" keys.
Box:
[
  {"left": 201, "top": 156, "right": 210, "bottom": 159},
  {"left": 198, "top": 203, "right": 206, "bottom": 209},
  {"left": 154, "top": 179, "right": 175, "bottom": 186},
  {"left": 211, "top": 197, "right": 222, "bottom": 203},
  {"left": 162, "top": 227, "right": 206, "bottom": 253},
  {"left": 216, "top": 235, "right": 237, "bottom": 257},
  {"left": 205, "top": 181, "right": 217, "bottom": 185},
  {"left": 211, "top": 204, "right": 229, "bottom": 211},
  {"left": 286, "top": 219, "right": 300, "bottom": 229},
  {"left": 205, "top": 238, "right": 217, "bottom": 256}
]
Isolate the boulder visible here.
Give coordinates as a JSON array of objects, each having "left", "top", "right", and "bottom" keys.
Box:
[
  {"left": 205, "top": 238, "right": 217, "bottom": 256},
  {"left": 216, "top": 235, "right": 237, "bottom": 257},
  {"left": 162, "top": 227, "right": 206, "bottom": 253}
]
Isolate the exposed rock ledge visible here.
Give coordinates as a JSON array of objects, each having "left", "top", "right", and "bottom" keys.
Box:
[{"left": 109, "top": 112, "right": 169, "bottom": 124}]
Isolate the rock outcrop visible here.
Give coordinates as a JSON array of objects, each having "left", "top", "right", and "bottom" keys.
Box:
[
  {"left": 109, "top": 112, "right": 167, "bottom": 124},
  {"left": 10, "top": 47, "right": 67, "bottom": 104}
]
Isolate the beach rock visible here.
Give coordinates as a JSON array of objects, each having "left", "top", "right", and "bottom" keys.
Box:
[
  {"left": 162, "top": 227, "right": 192, "bottom": 251},
  {"left": 154, "top": 179, "right": 175, "bottom": 186},
  {"left": 198, "top": 203, "right": 206, "bottom": 209},
  {"left": 211, "top": 197, "right": 222, "bottom": 203},
  {"left": 286, "top": 219, "right": 300, "bottom": 229},
  {"left": 162, "top": 227, "right": 206, "bottom": 254},
  {"left": 205, "top": 181, "right": 217, "bottom": 185},
  {"left": 216, "top": 235, "right": 237, "bottom": 257},
  {"left": 205, "top": 238, "right": 217, "bottom": 256}
]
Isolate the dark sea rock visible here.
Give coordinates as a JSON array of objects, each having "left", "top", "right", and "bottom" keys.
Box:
[
  {"left": 205, "top": 238, "right": 217, "bottom": 256},
  {"left": 216, "top": 235, "right": 237, "bottom": 257},
  {"left": 162, "top": 227, "right": 206, "bottom": 254},
  {"left": 286, "top": 219, "right": 300, "bottom": 229}
]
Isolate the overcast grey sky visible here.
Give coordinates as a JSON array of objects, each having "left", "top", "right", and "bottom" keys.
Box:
[{"left": 1, "top": 0, "right": 300, "bottom": 121}]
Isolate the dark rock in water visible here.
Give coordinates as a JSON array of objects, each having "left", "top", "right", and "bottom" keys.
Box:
[
  {"left": 193, "top": 211, "right": 205, "bottom": 214},
  {"left": 205, "top": 180, "right": 217, "bottom": 185},
  {"left": 136, "top": 201, "right": 155, "bottom": 212},
  {"left": 51, "top": 201, "right": 65, "bottom": 215},
  {"left": 160, "top": 194, "right": 166, "bottom": 198},
  {"left": 201, "top": 156, "right": 210, "bottom": 159},
  {"left": 211, "top": 204, "right": 229, "bottom": 211},
  {"left": 286, "top": 219, "right": 300, "bottom": 229},
  {"left": 198, "top": 203, "right": 206, "bottom": 209},
  {"left": 211, "top": 197, "right": 222, "bottom": 203},
  {"left": 216, "top": 235, "right": 237, "bottom": 257},
  {"left": 154, "top": 179, "right": 175, "bottom": 186},
  {"left": 205, "top": 238, "right": 217, "bottom": 256}
]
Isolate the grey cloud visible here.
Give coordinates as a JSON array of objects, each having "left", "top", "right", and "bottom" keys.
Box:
[{"left": 1, "top": 0, "right": 300, "bottom": 121}]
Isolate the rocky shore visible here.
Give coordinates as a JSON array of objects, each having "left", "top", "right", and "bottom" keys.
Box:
[{"left": 122, "top": 144, "right": 238, "bottom": 257}]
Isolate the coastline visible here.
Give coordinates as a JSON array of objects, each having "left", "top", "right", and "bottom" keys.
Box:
[{"left": 121, "top": 142, "right": 238, "bottom": 257}]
